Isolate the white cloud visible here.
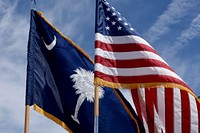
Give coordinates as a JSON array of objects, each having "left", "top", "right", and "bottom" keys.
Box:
[
  {"left": 145, "top": 0, "right": 197, "bottom": 43},
  {"left": 0, "top": 1, "right": 29, "bottom": 132},
  {"left": 161, "top": 14, "right": 200, "bottom": 58},
  {"left": 175, "top": 14, "right": 200, "bottom": 46},
  {"left": 40, "top": 0, "right": 93, "bottom": 38}
]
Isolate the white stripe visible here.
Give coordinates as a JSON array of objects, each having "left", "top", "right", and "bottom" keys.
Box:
[
  {"left": 95, "top": 48, "right": 168, "bottom": 65},
  {"left": 95, "top": 63, "right": 183, "bottom": 81},
  {"left": 119, "top": 89, "right": 137, "bottom": 114},
  {"left": 188, "top": 93, "right": 198, "bottom": 133},
  {"left": 142, "top": 115, "right": 149, "bottom": 133},
  {"left": 95, "top": 33, "right": 153, "bottom": 48},
  {"left": 157, "top": 87, "right": 166, "bottom": 131},
  {"left": 154, "top": 105, "right": 166, "bottom": 133},
  {"left": 173, "top": 88, "right": 182, "bottom": 133}
]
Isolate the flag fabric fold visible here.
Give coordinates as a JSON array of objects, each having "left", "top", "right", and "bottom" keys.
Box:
[
  {"left": 119, "top": 87, "right": 200, "bottom": 133},
  {"left": 94, "top": 0, "right": 200, "bottom": 132},
  {"left": 26, "top": 9, "right": 144, "bottom": 133}
]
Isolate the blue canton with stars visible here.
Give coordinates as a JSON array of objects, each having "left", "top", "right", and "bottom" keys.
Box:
[{"left": 95, "top": 0, "right": 140, "bottom": 36}]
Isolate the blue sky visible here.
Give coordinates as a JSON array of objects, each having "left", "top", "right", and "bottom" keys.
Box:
[{"left": 0, "top": 0, "right": 200, "bottom": 132}]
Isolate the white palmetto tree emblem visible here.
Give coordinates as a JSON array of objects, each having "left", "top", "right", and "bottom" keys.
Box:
[{"left": 70, "top": 68, "right": 104, "bottom": 124}]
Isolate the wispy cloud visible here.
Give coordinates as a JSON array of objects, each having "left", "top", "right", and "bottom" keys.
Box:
[
  {"left": 0, "top": 1, "right": 68, "bottom": 133},
  {"left": 40, "top": 0, "right": 94, "bottom": 43},
  {"left": 0, "top": 0, "right": 28, "bottom": 82},
  {"left": 0, "top": 1, "right": 28, "bottom": 132},
  {"left": 162, "top": 14, "right": 200, "bottom": 57},
  {"left": 174, "top": 14, "right": 200, "bottom": 48},
  {"left": 145, "top": 0, "right": 198, "bottom": 43}
]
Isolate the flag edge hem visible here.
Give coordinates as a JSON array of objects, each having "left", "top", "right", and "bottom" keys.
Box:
[{"left": 33, "top": 104, "right": 73, "bottom": 133}]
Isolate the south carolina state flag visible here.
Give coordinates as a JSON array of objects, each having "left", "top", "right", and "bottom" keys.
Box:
[{"left": 25, "top": 10, "right": 144, "bottom": 133}]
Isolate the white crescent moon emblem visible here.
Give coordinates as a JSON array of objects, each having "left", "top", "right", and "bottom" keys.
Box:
[{"left": 42, "top": 35, "right": 56, "bottom": 50}]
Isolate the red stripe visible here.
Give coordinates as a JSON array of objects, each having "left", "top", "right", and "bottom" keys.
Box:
[
  {"left": 150, "top": 88, "right": 158, "bottom": 112},
  {"left": 95, "top": 55, "right": 174, "bottom": 71},
  {"left": 95, "top": 40, "right": 157, "bottom": 53},
  {"left": 131, "top": 89, "right": 143, "bottom": 122},
  {"left": 95, "top": 71, "right": 189, "bottom": 89},
  {"left": 165, "top": 88, "right": 174, "bottom": 133},
  {"left": 145, "top": 88, "right": 155, "bottom": 133},
  {"left": 181, "top": 90, "right": 190, "bottom": 133}
]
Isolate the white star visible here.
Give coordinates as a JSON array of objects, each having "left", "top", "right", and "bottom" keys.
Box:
[
  {"left": 106, "top": 26, "right": 110, "bottom": 30},
  {"left": 112, "top": 12, "right": 116, "bottom": 16},
  {"left": 130, "top": 27, "right": 134, "bottom": 31},
  {"left": 118, "top": 17, "right": 122, "bottom": 21},
  {"left": 112, "top": 21, "right": 116, "bottom": 25},
  {"left": 118, "top": 26, "right": 122, "bottom": 30},
  {"left": 124, "top": 22, "right": 128, "bottom": 26},
  {"left": 106, "top": 17, "right": 110, "bottom": 21},
  {"left": 106, "top": 8, "right": 110, "bottom": 12}
]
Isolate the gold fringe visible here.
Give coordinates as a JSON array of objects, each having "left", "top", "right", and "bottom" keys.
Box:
[
  {"left": 94, "top": 77, "right": 200, "bottom": 103},
  {"left": 34, "top": 104, "right": 73, "bottom": 133},
  {"left": 36, "top": 11, "right": 94, "bottom": 64}
]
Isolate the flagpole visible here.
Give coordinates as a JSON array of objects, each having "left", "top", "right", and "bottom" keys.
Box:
[
  {"left": 94, "top": 85, "right": 99, "bottom": 133},
  {"left": 24, "top": 105, "right": 30, "bottom": 133},
  {"left": 94, "top": 0, "right": 99, "bottom": 132}
]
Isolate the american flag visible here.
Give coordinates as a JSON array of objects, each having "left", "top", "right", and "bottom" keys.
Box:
[{"left": 94, "top": 0, "right": 200, "bottom": 132}]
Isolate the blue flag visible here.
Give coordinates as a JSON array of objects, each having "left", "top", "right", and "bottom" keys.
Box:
[{"left": 26, "top": 10, "right": 144, "bottom": 133}]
